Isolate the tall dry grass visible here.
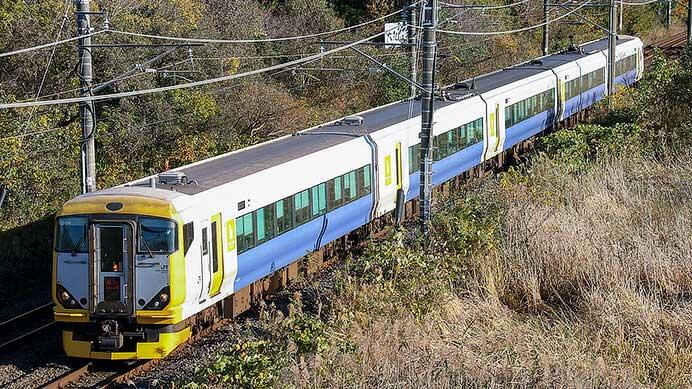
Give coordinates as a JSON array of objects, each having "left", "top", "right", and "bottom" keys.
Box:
[{"left": 279, "top": 154, "right": 692, "bottom": 388}]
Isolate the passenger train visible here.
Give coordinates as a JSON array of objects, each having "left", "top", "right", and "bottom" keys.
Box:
[{"left": 53, "top": 35, "right": 643, "bottom": 359}]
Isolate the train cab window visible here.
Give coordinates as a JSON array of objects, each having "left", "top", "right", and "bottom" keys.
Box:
[
  {"left": 256, "top": 205, "right": 275, "bottom": 244},
  {"left": 236, "top": 213, "right": 254, "bottom": 253},
  {"left": 55, "top": 216, "right": 88, "bottom": 253},
  {"left": 311, "top": 183, "right": 327, "bottom": 218},
  {"left": 139, "top": 217, "right": 176, "bottom": 254},
  {"left": 183, "top": 222, "right": 194, "bottom": 256},
  {"left": 343, "top": 171, "right": 358, "bottom": 203},
  {"left": 294, "top": 189, "right": 311, "bottom": 226},
  {"left": 275, "top": 198, "right": 293, "bottom": 234},
  {"left": 327, "top": 176, "right": 343, "bottom": 211}
]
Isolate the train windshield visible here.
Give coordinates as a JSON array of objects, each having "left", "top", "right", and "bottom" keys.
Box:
[
  {"left": 138, "top": 217, "right": 177, "bottom": 254},
  {"left": 55, "top": 217, "right": 88, "bottom": 253}
]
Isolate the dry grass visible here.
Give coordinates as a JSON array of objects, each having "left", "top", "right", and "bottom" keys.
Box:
[{"left": 278, "top": 154, "right": 692, "bottom": 388}]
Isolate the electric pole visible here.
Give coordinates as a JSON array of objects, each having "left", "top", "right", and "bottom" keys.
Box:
[
  {"left": 667, "top": 0, "right": 672, "bottom": 30},
  {"left": 75, "top": 0, "right": 97, "bottom": 194},
  {"left": 542, "top": 0, "right": 549, "bottom": 55},
  {"left": 607, "top": 0, "right": 617, "bottom": 99},
  {"left": 408, "top": 0, "right": 418, "bottom": 98},
  {"left": 419, "top": 0, "right": 436, "bottom": 236},
  {"left": 619, "top": 0, "right": 623, "bottom": 31}
]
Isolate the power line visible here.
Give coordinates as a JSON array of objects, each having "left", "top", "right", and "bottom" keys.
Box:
[
  {"left": 436, "top": 0, "right": 594, "bottom": 35},
  {"left": 617, "top": 0, "right": 659, "bottom": 4},
  {"left": 440, "top": 0, "right": 530, "bottom": 10},
  {"left": 105, "top": 6, "right": 417, "bottom": 45},
  {"left": 0, "top": 29, "right": 106, "bottom": 59},
  {"left": 18, "top": 0, "right": 71, "bottom": 138},
  {"left": 0, "top": 28, "right": 399, "bottom": 110}
]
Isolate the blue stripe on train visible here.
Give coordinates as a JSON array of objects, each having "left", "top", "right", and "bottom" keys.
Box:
[
  {"left": 406, "top": 141, "right": 484, "bottom": 201},
  {"left": 564, "top": 84, "right": 606, "bottom": 118},
  {"left": 504, "top": 109, "right": 556, "bottom": 151},
  {"left": 234, "top": 194, "right": 373, "bottom": 291},
  {"left": 564, "top": 69, "right": 636, "bottom": 119}
]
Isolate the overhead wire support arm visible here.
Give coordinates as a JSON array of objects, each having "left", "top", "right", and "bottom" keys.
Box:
[
  {"left": 349, "top": 46, "right": 427, "bottom": 91},
  {"left": 92, "top": 47, "right": 181, "bottom": 94},
  {"left": 553, "top": 3, "right": 611, "bottom": 32}
]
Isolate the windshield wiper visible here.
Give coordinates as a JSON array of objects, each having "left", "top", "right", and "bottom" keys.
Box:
[
  {"left": 139, "top": 234, "right": 155, "bottom": 259},
  {"left": 71, "top": 235, "right": 86, "bottom": 257}
]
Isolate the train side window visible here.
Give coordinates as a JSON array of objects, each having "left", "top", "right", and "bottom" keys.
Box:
[
  {"left": 275, "top": 198, "right": 293, "bottom": 234},
  {"left": 236, "top": 213, "right": 254, "bottom": 253},
  {"left": 183, "top": 222, "right": 194, "bottom": 256},
  {"left": 294, "top": 189, "right": 310, "bottom": 226},
  {"left": 235, "top": 213, "right": 255, "bottom": 254},
  {"left": 327, "top": 176, "right": 343, "bottom": 211},
  {"left": 356, "top": 167, "right": 366, "bottom": 197},
  {"left": 343, "top": 171, "right": 358, "bottom": 203},
  {"left": 474, "top": 118, "right": 483, "bottom": 142},
  {"left": 311, "top": 183, "right": 327, "bottom": 218},
  {"left": 256, "top": 205, "right": 275, "bottom": 244},
  {"left": 363, "top": 165, "right": 371, "bottom": 195}
]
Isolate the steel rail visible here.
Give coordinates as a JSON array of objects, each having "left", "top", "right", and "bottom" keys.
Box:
[{"left": 0, "top": 302, "right": 53, "bottom": 327}]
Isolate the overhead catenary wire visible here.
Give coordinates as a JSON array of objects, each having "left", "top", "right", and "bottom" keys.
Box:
[
  {"left": 105, "top": 5, "right": 418, "bottom": 45},
  {"left": 439, "top": 0, "right": 530, "bottom": 10},
  {"left": 0, "top": 27, "right": 399, "bottom": 110},
  {"left": 436, "top": 0, "right": 594, "bottom": 35},
  {"left": 0, "top": 29, "right": 106, "bottom": 59},
  {"left": 617, "top": 0, "right": 659, "bottom": 4},
  {"left": 18, "top": 0, "right": 72, "bottom": 138}
]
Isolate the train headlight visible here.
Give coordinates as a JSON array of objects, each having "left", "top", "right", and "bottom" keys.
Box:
[
  {"left": 56, "top": 284, "right": 82, "bottom": 309},
  {"left": 142, "top": 286, "right": 171, "bottom": 310}
]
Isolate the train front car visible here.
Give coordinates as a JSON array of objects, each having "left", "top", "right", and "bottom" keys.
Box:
[{"left": 52, "top": 188, "right": 190, "bottom": 360}]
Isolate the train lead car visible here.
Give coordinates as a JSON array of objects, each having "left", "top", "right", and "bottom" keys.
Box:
[{"left": 53, "top": 35, "right": 643, "bottom": 360}]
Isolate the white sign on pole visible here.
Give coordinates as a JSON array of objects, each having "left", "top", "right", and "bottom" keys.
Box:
[{"left": 384, "top": 22, "right": 407, "bottom": 47}]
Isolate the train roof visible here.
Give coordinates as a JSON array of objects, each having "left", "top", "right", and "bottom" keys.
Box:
[{"left": 124, "top": 36, "right": 635, "bottom": 196}]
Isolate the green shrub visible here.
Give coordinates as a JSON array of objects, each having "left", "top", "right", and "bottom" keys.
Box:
[{"left": 198, "top": 339, "right": 286, "bottom": 388}]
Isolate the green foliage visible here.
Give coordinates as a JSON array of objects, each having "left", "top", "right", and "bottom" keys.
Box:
[
  {"left": 200, "top": 339, "right": 286, "bottom": 388},
  {"left": 539, "top": 123, "right": 643, "bottom": 169},
  {"left": 285, "top": 307, "right": 329, "bottom": 354}
]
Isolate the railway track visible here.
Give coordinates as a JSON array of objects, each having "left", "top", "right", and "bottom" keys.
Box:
[
  {"left": 644, "top": 32, "right": 688, "bottom": 66},
  {"left": 0, "top": 302, "right": 55, "bottom": 350}
]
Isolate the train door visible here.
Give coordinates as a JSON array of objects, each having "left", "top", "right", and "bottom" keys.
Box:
[
  {"left": 484, "top": 102, "right": 501, "bottom": 160},
  {"left": 557, "top": 78, "right": 566, "bottom": 121},
  {"left": 198, "top": 220, "right": 212, "bottom": 302},
  {"left": 90, "top": 222, "right": 134, "bottom": 315},
  {"left": 209, "top": 213, "right": 224, "bottom": 297}
]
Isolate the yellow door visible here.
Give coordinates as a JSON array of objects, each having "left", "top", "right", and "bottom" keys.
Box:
[{"left": 209, "top": 213, "right": 224, "bottom": 296}]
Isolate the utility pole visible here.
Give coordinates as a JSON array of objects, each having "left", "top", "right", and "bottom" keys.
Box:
[
  {"left": 542, "top": 0, "right": 549, "bottom": 55},
  {"left": 607, "top": 0, "right": 617, "bottom": 99},
  {"left": 619, "top": 0, "right": 623, "bottom": 31},
  {"left": 408, "top": 0, "right": 418, "bottom": 98},
  {"left": 419, "top": 0, "right": 436, "bottom": 236},
  {"left": 667, "top": 0, "right": 672, "bottom": 30},
  {"left": 75, "top": 0, "right": 97, "bottom": 194}
]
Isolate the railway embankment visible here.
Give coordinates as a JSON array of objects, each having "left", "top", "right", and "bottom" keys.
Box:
[{"left": 132, "top": 49, "right": 692, "bottom": 388}]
